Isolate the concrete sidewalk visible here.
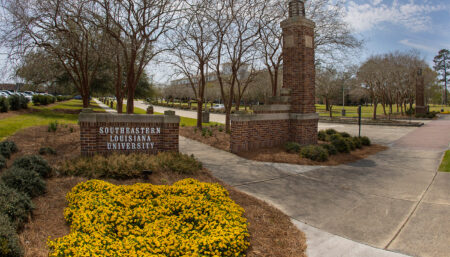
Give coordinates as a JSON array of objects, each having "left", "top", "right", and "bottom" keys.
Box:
[{"left": 98, "top": 101, "right": 449, "bottom": 256}]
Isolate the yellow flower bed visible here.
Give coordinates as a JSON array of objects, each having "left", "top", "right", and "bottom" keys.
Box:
[{"left": 48, "top": 179, "right": 249, "bottom": 256}]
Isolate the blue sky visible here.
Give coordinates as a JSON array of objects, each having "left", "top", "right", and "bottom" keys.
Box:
[
  {"left": 1, "top": 0, "right": 450, "bottom": 83},
  {"left": 345, "top": 0, "right": 450, "bottom": 65}
]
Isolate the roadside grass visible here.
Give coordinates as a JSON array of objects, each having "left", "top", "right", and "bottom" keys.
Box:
[
  {"left": 0, "top": 110, "right": 78, "bottom": 140},
  {"left": 31, "top": 99, "right": 106, "bottom": 113},
  {"left": 111, "top": 101, "right": 220, "bottom": 127},
  {"left": 439, "top": 150, "right": 450, "bottom": 172},
  {"left": 0, "top": 100, "right": 104, "bottom": 140}
]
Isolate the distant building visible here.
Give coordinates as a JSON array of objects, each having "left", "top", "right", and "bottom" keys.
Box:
[{"left": 0, "top": 83, "right": 19, "bottom": 91}]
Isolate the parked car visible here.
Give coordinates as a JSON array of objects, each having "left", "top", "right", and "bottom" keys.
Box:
[{"left": 211, "top": 104, "right": 225, "bottom": 110}]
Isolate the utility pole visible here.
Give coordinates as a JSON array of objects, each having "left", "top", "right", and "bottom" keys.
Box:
[{"left": 444, "top": 54, "right": 448, "bottom": 105}]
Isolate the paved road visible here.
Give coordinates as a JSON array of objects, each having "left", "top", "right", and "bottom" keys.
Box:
[
  {"left": 104, "top": 100, "right": 450, "bottom": 256},
  {"left": 180, "top": 116, "right": 450, "bottom": 257}
]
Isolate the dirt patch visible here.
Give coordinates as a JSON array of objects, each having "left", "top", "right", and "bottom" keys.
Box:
[
  {"left": 0, "top": 108, "right": 39, "bottom": 120},
  {"left": 5, "top": 125, "right": 80, "bottom": 169},
  {"left": 180, "top": 126, "right": 230, "bottom": 152},
  {"left": 238, "top": 144, "right": 388, "bottom": 166},
  {"left": 7, "top": 126, "right": 306, "bottom": 257}
]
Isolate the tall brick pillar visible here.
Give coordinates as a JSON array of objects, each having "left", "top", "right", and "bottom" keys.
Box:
[
  {"left": 415, "top": 68, "right": 427, "bottom": 114},
  {"left": 282, "top": 0, "right": 318, "bottom": 145}
]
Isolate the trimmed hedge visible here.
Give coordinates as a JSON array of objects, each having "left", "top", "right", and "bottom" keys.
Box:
[
  {"left": 32, "top": 95, "right": 56, "bottom": 106},
  {"left": 1, "top": 167, "right": 46, "bottom": 197},
  {"left": 0, "top": 141, "right": 18, "bottom": 159},
  {"left": 0, "top": 155, "right": 6, "bottom": 170},
  {"left": 61, "top": 152, "right": 203, "bottom": 179},
  {"left": 325, "top": 128, "right": 337, "bottom": 135},
  {"left": 360, "top": 136, "right": 371, "bottom": 146},
  {"left": 0, "top": 97, "right": 9, "bottom": 112},
  {"left": 321, "top": 144, "right": 337, "bottom": 155},
  {"left": 318, "top": 130, "right": 328, "bottom": 141},
  {"left": 56, "top": 96, "right": 72, "bottom": 102},
  {"left": 39, "top": 147, "right": 57, "bottom": 155},
  {"left": 7, "top": 95, "right": 20, "bottom": 111},
  {"left": 0, "top": 213, "right": 23, "bottom": 257},
  {"left": 0, "top": 183, "right": 33, "bottom": 228},
  {"left": 301, "top": 145, "right": 329, "bottom": 162},
  {"left": 330, "top": 134, "right": 350, "bottom": 153},
  {"left": 352, "top": 137, "right": 362, "bottom": 149},
  {"left": 12, "top": 155, "right": 52, "bottom": 178},
  {"left": 284, "top": 142, "right": 301, "bottom": 153}
]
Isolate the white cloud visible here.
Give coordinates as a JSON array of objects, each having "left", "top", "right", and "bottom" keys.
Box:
[
  {"left": 399, "top": 39, "right": 436, "bottom": 52},
  {"left": 345, "top": 0, "right": 450, "bottom": 32}
]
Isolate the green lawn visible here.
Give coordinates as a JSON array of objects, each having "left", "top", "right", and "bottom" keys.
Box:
[
  {"left": 0, "top": 100, "right": 104, "bottom": 140},
  {"left": 316, "top": 104, "right": 450, "bottom": 118},
  {"left": 439, "top": 150, "right": 450, "bottom": 172},
  {"left": 31, "top": 99, "right": 106, "bottom": 113},
  {"left": 111, "top": 101, "right": 220, "bottom": 127}
]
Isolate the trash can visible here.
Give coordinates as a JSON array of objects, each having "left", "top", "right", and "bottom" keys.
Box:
[
  {"left": 202, "top": 111, "right": 210, "bottom": 123},
  {"left": 146, "top": 105, "right": 154, "bottom": 114},
  {"left": 341, "top": 109, "right": 346, "bottom": 117}
]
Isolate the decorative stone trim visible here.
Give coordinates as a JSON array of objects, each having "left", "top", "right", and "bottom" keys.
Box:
[
  {"left": 230, "top": 113, "right": 290, "bottom": 122},
  {"left": 79, "top": 113, "right": 180, "bottom": 156},
  {"left": 289, "top": 113, "right": 319, "bottom": 120}
]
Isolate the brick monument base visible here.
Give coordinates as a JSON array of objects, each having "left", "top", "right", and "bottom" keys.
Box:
[{"left": 79, "top": 109, "right": 179, "bottom": 156}]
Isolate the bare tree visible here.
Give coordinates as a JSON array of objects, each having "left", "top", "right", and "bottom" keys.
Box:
[
  {"left": 93, "top": 0, "right": 178, "bottom": 113},
  {"left": 1, "top": 0, "right": 106, "bottom": 107},
  {"left": 168, "top": 0, "right": 218, "bottom": 128},
  {"left": 210, "top": 0, "right": 266, "bottom": 131},
  {"left": 257, "top": 0, "right": 362, "bottom": 97}
]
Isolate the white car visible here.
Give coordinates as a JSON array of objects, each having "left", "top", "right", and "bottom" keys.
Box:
[
  {"left": 0, "top": 92, "right": 8, "bottom": 98},
  {"left": 211, "top": 104, "right": 225, "bottom": 110}
]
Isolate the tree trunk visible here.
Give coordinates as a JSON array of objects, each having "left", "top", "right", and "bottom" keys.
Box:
[
  {"left": 225, "top": 108, "right": 231, "bottom": 133},
  {"left": 82, "top": 96, "right": 89, "bottom": 108},
  {"left": 197, "top": 99, "right": 203, "bottom": 129},
  {"left": 329, "top": 105, "right": 333, "bottom": 118},
  {"left": 117, "top": 98, "right": 123, "bottom": 114},
  {"left": 373, "top": 101, "right": 378, "bottom": 120},
  {"left": 126, "top": 86, "right": 135, "bottom": 114}
]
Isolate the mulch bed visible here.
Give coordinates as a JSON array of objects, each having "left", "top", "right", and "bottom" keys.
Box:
[
  {"left": 237, "top": 144, "right": 388, "bottom": 166},
  {"left": 180, "top": 126, "right": 230, "bottom": 152},
  {"left": 3, "top": 126, "right": 307, "bottom": 257},
  {"left": 181, "top": 126, "right": 387, "bottom": 166}
]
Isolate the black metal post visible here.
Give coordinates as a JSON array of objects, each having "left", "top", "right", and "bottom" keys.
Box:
[{"left": 358, "top": 105, "right": 362, "bottom": 137}]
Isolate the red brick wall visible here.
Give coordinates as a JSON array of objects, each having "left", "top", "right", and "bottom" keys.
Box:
[
  {"left": 290, "top": 119, "right": 318, "bottom": 145},
  {"left": 231, "top": 119, "right": 290, "bottom": 153},
  {"left": 282, "top": 21, "right": 316, "bottom": 114},
  {"left": 80, "top": 120, "right": 179, "bottom": 156}
]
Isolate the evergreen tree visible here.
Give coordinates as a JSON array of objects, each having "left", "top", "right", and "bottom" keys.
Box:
[{"left": 433, "top": 49, "right": 449, "bottom": 105}]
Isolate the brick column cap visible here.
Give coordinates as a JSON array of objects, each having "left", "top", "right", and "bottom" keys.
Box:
[
  {"left": 79, "top": 113, "right": 180, "bottom": 124},
  {"left": 281, "top": 16, "right": 315, "bottom": 29},
  {"left": 290, "top": 113, "right": 319, "bottom": 120}
]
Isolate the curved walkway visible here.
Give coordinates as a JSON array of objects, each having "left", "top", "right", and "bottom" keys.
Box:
[
  {"left": 102, "top": 100, "right": 450, "bottom": 256},
  {"left": 180, "top": 116, "right": 450, "bottom": 257}
]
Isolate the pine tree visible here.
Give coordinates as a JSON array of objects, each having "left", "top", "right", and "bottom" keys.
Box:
[{"left": 433, "top": 49, "right": 450, "bottom": 105}]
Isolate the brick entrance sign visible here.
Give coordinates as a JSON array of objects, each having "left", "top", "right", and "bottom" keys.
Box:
[
  {"left": 230, "top": 0, "right": 318, "bottom": 153},
  {"left": 79, "top": 109, "right": 180, "bottom": 156},
  {"left": 415, "top": 68, "right": 427, "bottom": 115}
]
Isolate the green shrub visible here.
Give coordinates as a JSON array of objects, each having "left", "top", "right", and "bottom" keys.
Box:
[
  {"left": 218, "top": 127, "right": 224, "bottom": 132},
  {"left": 39, "top": 147, "right": 56, "bottom": 155},
  {"left": 7, "top": 95, "right": 21, "bottom": 111},
  {"left": 0, "top": 183, "right": 33, "bottom": 228},
  {"left": 0, "top": 97, "right": 8, "bottom": 113},
  {"left": 345, "top": 138, "right": 356, "bottom": 151},
  {"left": 0, "top": 213, "right": 23, "bottom": 257},
  {"left": 300, "top": 145, "right": 329, "bottom": 162},
  {"left": 318, "top": 130, "right": 328, "bottom": 141},
  {"left": 339, "top": 132, "right": 351, "bottom": 138},
  {"left": 0, "top": 155, "right": 6, "bottom": 170},
  {"left": 352, "top": 137, "right": 362, "bottom": 149},
  {"left": 12, "top": 155, "right": 52, "bottom": 178},
  {"left": 157, "top": 153, "right": 203, "bottom": 174},
  {"left": 1, "top": 167, "right": 46, "bottom": 197},
  {"left": 284, "top": 142, "right": 301, "bottom": 153},
  {"left": 19, "top": 95, "right": 28, "bottom": 109},
  {"left": 321, "top": 144, "right": 337, "bottom": 155},
  {"left": 330, "top": 134, "right": 350, "bottom": 153},
  {"left": 32, "top": 95, "right": 55, "bottom": 106},
  {"left": 48, "top": 120, "right": 58, "bottom": 132},
  {"left": 0, "top": 141, "right": 18, "bottom": 159},
  {"left": 56, "top": 96, "right": 72, "bottom": 102},
  {"left": 360, "top": 136, "right": 371, "bottom": 146},
  {"left": 325, "top": 128, "right": 337, "bottom": 135},
  {"left": 60, "top": 152, "right": 203, "bottom": 179}
]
